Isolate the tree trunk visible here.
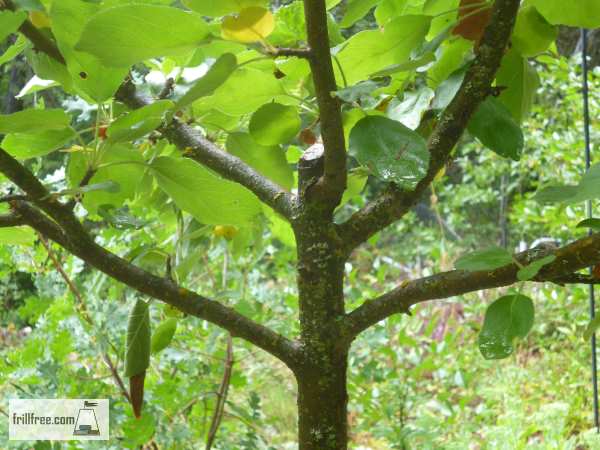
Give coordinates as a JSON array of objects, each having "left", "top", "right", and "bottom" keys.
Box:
[
  {"left": 296, "top": 353, "right": 349, "bottom": 450},
  {"left": 294, "top": 210, "right": 349, "bottom": 449}
]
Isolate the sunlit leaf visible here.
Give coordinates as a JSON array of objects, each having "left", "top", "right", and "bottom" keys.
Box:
[
  {"left": 249, "top": 103, "right": 301, "bottom": 146},
  {"left": 76, "top": 5, "right": 210, "bottom": 67},
  {"left": 151, "top": 318, "right": 178, "bottom": 354},
  {"left": 221, "top": 7, "right": 275, "bottom": 43},
  {"left": 0, "top": 109, "right": 70, "bottom": 133}
]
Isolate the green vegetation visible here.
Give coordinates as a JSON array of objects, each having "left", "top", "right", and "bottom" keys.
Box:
[{"left": 0, "top": 0, "right": 599, "bottom": 448}]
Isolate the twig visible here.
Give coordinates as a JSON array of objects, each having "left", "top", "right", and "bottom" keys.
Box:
[
  {"left": 37, "top": 232, "right": 131, "bottom": 403},
  {"left": 268, "top": 47, "right": 312, "bottom": 58},
  {"left": 158, "top": 77, "right": 175, "bottom": 99},
  {"left": 205, "top": 335, "right": 234, "bottom": 450}
]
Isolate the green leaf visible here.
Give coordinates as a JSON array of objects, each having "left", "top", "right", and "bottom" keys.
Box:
[
  {"left": 349, "top": 116, "right": 429, "bottom": 189},
  {"left": 584, "top": 315, "right": 600, "bottom": 341},
  {"left": 124, "top": 299, "right": 151, "bottom": 378},
  {"left": 467, "top": 98, "right": 524, "bottom": 160},
  {"left": 107, "top": 100, "right": 174, "bottom": 143},
  {"left": 60, "top": 181, "right": 121, "bottom": 196},
  {"left": 67, "top": 145, "right": 146, "bottom": 213},
  {"left": 333, "top": 79, "right": 391, "bottom": 106},
  {"left": 370, "top": 52, "right": 436, "bottom": 78},
  {"left": 249, "top": 103, "right": 301, "bottom": 146},
  {"left": 535, "top": 164, "right": 600, "bottom": 204},
  {"left": 340, "top": 0, "right": 380, "bottom": 28},
  {"left": 530, "top": 0, "right": 600, "bottom": 28},
  {"left": 75, "top": 5, "right": 210, "bottom": 67},
  {"left": 151, "top": 318, "right": 178, "bottom": 354},
  {"left": 512, "top": 6, "right": 558, "bottom": 57},
  {"left": 0, "top": 35, "right": 28, "bottom": 66},
  {"left": 455, "top": 246, "right": 513, "bottom": 271},
  {"left": 387, "top": 87, "right": 435, "bottom": 130},
  {"left": 175, "top": 53, "right": 238, "bottom": 110},
  {"left": 199, "top": 67, "right": 285, "bottom": 116},
  {"left": 0, "top": 109, "right": 70, "bottom": 133},
  {"left": 50, "top": 0, "right": 129, "bottom": 102},
  {"left": 576, "top": 218, "right": 600, "bottom": 231},
  {"left": 516, "top": 255, "right": 556, "bottom": 281},
  {"left": 226, "top": 133, "right": 294, "bottom": 190},
  {"left": 336, "top": 15, "right": 431, "bottom": 85},
  {"left": 150, "top": 156, "right": 261, "bottom": 225},
  {"left": 339, "top": 169, "right": 369, "bottom": 207},
  {"left": 183, "top": 0, "right": 267, "bottom": 17},
  {"left": 495, "top": 49, "right": 539, "bottom": 122},
  {"left": 0, "top": 10, "right": 27, "bottom": 43},
  {"left": 478, "top": 294, "right": 535, "bottom": 360},
  {"left": 1, "top": 128, "right": 76, "bottom": 159},
  {"left": 0, "top": 227, "right": 35, "bottom": 246}
]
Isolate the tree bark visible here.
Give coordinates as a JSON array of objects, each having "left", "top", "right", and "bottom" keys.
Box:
[
  {"left": 293, "top": 191, "right": 349, "bottom": 449},
  {"left": 296, "top": 354, "right": 349, "bottom": 450}
]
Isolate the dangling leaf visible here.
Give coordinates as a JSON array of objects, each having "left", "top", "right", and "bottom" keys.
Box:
[
  {"left": 151, "top": 318, "right": 178, "bottom": 354},
  {"left": 125, "top": 299, "right": 150, "bottom": 418},
  {"left": 129, "top": 372, "right": 146, "bottom": 419},
  {"left": 452, "top": 0, "right": 492, "bottom": 41},
  {"left": 124, "top": 300, "right": 151, "bottom": 378},
  {"left": 467, "top": 98, "right": 524, "bottom": 160},
  {"left": 478, "top": 294, "right": 535, "bottom": 360}
]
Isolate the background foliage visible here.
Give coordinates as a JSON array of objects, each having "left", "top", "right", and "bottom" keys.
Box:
[{"left": 0, "top": 0, "right": 600, "bottom": 448}]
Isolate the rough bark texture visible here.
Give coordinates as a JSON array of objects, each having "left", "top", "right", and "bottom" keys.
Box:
[{"left": 293, "top": 146, "right": 349, "bottom": 449}]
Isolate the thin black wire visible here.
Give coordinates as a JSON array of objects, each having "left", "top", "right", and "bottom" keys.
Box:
[{"left": 581, "top": 28, "right": 599, "bottom": 433}]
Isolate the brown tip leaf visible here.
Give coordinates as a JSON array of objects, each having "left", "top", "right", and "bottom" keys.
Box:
[
  {"left": 129, "top": 371, "right": 146, "bottom": 419},
  {"left": 452, "top": 0, "right": 493, "bottom": 42}
]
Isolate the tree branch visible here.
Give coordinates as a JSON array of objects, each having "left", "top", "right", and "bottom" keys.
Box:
[
  {"left": 0, "top": 150, "right": 302, "bottom": 369},
  {"left": 343, "top": 234, "right": 600, "bottom": 339},
  {"left": 0, "top": 211, "right": 24, "bottom": 227},
  {"left": 1, "top": 0, "right": 66, "bottom": 64},
  {"left": 301, "top": 0, "right": 346, "bottom": 208},
  {"left": 113, "top": 81, "right": 296, "bottom": 218},
  {"left": 338, "top": 0, "right": 521, "bottom": 251},
  {"left": 2, "top": 7, "right": 297, "bottom": 219}
]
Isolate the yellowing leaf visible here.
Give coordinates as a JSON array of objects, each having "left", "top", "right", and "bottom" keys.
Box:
[
  {"left": 222, "top": 7, "right": 274, "bottom": 43},
  {"left": 29, "top": 11, "right": 51, "bottom": 29}
]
